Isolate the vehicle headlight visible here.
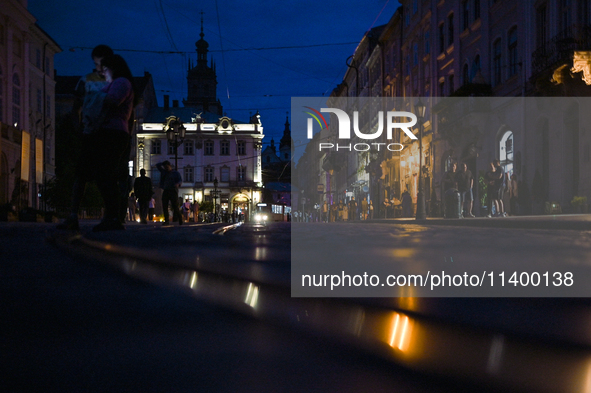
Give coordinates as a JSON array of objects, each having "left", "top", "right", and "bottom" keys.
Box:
[
  {"left": 255, "top": 214, "right": 262, "bottom": 221},
  {"left": 263, "top": 215, "right": 268, "bottom": 221}
]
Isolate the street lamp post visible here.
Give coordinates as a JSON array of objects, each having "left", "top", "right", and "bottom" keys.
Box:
[
  {"left": 415, "top": 98, "right": 427, "bottom": 220},
  {"left": 164, "top": 116, "right": 186, "bottom": 171}
]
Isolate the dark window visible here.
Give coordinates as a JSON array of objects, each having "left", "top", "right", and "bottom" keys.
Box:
[
  {"left": 448, "top": 75, "right": 454, "bottom": 94},
  {"left": 205, "top": 166, "right": 214, "bottom": 182},
  {"left": 474, "top": 0, "right": 480, "bottom": 20},
  {"left": 12, "top": 73, "right": 20, "bottom": 126},
  {"left": 184, "top": 167, "right": 194, "bottom": 183},
  {"left": 220, "top": 140, "right": 230, "bottom": 155},
  {"left": 493, "top": 39, "right": 502, "bottom": 85},
  {"left": 237, "top": 140, "right": 246, "bottom": 155},
  {"left": 508, "top": 28, "right": 518, "bottom": 76},
  {"left": 37, "top": 89, "right": 42, "bottom": 113},
  {"left": 448, "top": 14, "right": 454, "bottom": 46},
  {"left": 462, "top": 1, "right": 470, "bottom": 30},
  {"left": 237, "top": 165, "right": 246, "bottom": 181},
  {"left": 439, "top": 23, "right": 445, "bottom": 53},
  {"left": 184, "top": 140, "right": 194, "bottom": 156},
  {"left": 204, "top": 140, "right": 214, "bottom": 156},
  {"left": 220, "top": 166, "right": 230, "bottom": 182},
  {"left": 151, "top": 140, "right": 161, "bottom": 154}
]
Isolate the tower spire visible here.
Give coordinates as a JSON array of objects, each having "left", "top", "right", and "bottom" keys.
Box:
[
  {"left": 200, "top": 10, "right": 204, "bottom": 40},
  {"left": 195, "top": 10, "right": 209, "bottom": 66}
]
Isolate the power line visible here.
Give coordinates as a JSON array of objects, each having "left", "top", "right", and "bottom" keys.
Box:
[{"left": 65, "top": 42, "right": 358, "bottom": 55}]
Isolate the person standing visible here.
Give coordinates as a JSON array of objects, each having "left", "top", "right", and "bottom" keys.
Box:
[
  {"left": 456, "top": 163, "right": 475, "bottom": 217},
  {"left": 57, "top": 45, "right": 114, "bottom": 231},
  {"left": 401, "top": 189, "right": 412, "bottom": 218},
  {"left": 182, "top": 199, "right": 191, "bottom": 222},
  {"left": 349, "top": 197, "right": 357, "bottom": 221},
  {"left": 192, "top": 201, "right": 200, "bottom": 222},
  {"left": 148, "top": 197, "right": 155, "bottom": 222},
  {"left": 509, "top": 174, "right": 519, "bottom": 215},
  {"left": 485, "top": 162, "right": 501, "bottom": 217},
  {"left": 90, "top": 54, "right": 136, "bottom": 232},
  {"left": 443, "top": 163, "right": 458, "bottom": 192},
  {"left": 133, "top": 168, "right": 153, "bottom": 224},
  {"left": 127, "top": 192, "right": 137, "bottom": 222},
  {"left": 156, "top": 160, "right": 182, "bottom": 225},
  {"left": 361, "top": 197, "right": 368, "bottom": 220},
  {"left": 369, "top": 200, "right": 374, "bottom": 220},
  {"left": 493, "top": 159, "right": 507, "bottom": 217}
]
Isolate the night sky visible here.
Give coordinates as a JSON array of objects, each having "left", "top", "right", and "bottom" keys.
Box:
[{"left": 28, "top": 0, "right": 399, "bottom": 145}]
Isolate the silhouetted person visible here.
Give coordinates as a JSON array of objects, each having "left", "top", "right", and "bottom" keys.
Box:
[
  {"left": 91, "top": 54, "right": 136, "bottom": 232},
  {"left": 57, "top": 44, "right": 113, "bottom": 231},
  {"left": 156, "top": 160, "right": 182, "bottom": 225},
  {"left": 134, "top": 168, "right": 153, "bottom": 224}
]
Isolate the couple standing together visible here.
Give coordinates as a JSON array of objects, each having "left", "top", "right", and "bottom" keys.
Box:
[{"left": 58, "top": 45, "right": 136, "bottom": 232}]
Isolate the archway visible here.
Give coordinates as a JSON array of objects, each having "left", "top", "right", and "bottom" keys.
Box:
[{"left": 231, "top": 193, "right": 251, "bottom": 222}]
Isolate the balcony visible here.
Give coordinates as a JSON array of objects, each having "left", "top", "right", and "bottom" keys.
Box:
[{"left": 532, "top": 24, "right": 591, "bottom": 76}]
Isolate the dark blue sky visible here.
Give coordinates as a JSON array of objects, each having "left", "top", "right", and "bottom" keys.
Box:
[{"left": 29, "top": 0, "right": 399, "bottom": 144}]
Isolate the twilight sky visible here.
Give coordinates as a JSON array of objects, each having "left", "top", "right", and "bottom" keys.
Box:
[{"left": 28, "top": 0, "right": 400, "bottom": 145}]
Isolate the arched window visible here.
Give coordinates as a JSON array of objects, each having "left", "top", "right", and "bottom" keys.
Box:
[
  {"left": 499, "top": 131, "right": 514, "bottom": 176},
  {"left": 12, "top": 73, "right": 21, "bottom": 127}
]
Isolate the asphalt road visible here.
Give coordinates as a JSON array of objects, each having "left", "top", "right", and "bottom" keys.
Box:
[
  {"left": 3, "top": 220, "right": 591, "bottom": 392},
  {"left": 1, "top": 221, "right": 476, "bottom": 393}
]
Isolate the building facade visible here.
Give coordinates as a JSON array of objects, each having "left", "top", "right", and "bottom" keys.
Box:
[
  {"left": 135, "top": 23, "right": 264, "bottom": 220},
  {"left": 301, "top": 0, "right": 591, "bottom": 218},
  {"left": 0, "top": 0, "right": 61, "bottom": 211}
]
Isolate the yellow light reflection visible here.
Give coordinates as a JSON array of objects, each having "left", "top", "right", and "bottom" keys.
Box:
[
  {"left": 189, "top": 271, "right": 198, "bottom": 289},
  {"left": 254, "top": 246, "right": 267, "bottom": 261},
  {"left": 245, "top": 282, "right": 259, "bottom": 308},
  {"left": 389, "top": 312, "right": 413, "bottom": 352},
  {"left": 392, "top": 248, "right": 415, "bottom": 258}
]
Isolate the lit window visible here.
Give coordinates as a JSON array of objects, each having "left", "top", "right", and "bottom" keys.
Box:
[{"left": 499, "top": 131, "right": 514, "bottom": 176}]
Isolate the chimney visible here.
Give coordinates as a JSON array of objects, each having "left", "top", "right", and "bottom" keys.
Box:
[
  {"left": 172, "top": 100, "right": 179, "bottom": 108},
  {"left": 164, "top": 95, "right": 170, "bottom": 109}
]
